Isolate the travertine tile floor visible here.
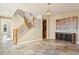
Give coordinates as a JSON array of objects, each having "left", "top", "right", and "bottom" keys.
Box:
[{"left": 0, "top": 39, "right": 79, "bottom": 55}]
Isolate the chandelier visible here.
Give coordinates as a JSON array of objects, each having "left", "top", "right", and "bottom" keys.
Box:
[{"left": 46, "top": 3, "right": 52, "bottom": 16}]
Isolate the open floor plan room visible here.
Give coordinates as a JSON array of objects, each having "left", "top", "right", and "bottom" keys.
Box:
[{"left": 0, "top": 3, "right": 79, "bottom": 55}]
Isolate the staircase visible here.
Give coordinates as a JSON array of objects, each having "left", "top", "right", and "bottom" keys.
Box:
[
  {"left": 13, "top": 9, "right": 35, "bottom": 45},
  {"left": 15, "top": 9, "right": 35, "bottom": 29}
]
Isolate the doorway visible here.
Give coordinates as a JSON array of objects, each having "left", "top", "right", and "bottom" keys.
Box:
[
  {"left": 42, "top": 20, "right": 47, "bottom": 40},
  {"left": 1, "top": 18, "right": 11, "bottom": 44}
]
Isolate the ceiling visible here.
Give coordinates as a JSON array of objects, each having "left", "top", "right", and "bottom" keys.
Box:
[{"left": 0, "top": 3, "right": 79, "bottom": 17}]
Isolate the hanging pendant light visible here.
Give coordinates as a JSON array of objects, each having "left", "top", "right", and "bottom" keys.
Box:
[{"left": 46, "top": 3, "right": 52, "bottom": 16}]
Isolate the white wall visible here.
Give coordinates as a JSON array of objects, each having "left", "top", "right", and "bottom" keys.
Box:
[
  {"left": 12, "top": 14, "right": 24, "bottom": 29},
  {"left": 18, "top": 16, "right": 42, "bottom": 45},
  {"left": 13, "top": 14, "right": 42, "bottom": 45},
  {"left": 19, "top": 28, "right": 42, "bottom": 45},
  {"left": 49, "top": 10, "right": 79, "bottom": 44}
]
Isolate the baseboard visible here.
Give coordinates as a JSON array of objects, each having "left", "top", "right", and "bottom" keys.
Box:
[{"left": 47, "top": 37, "right": 55, "bottom": 40}]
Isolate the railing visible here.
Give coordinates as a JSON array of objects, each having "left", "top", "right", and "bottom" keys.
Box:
[
  {"left": 27, "top": 17, "right": 35, "bottom": 29},
  {"left": 13, "top": 29, "right": 18, "bottom": 45},
  {"left": 13, "top": 23, "right": 28, "bottom": 45},
  {"left": 13, "top": 17, "right": 35, "bottom": 45},
  {"left": 13, "top": 9, "right": 35, "bottom": 45}
]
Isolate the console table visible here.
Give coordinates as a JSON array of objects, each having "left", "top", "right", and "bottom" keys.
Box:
[{"left": 55, "top": 32, "right": 76, "bottom": 44}]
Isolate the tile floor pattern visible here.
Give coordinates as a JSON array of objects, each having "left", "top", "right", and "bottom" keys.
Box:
[{"left": 0, "top": 39, "right": 79, "bottom": 55}]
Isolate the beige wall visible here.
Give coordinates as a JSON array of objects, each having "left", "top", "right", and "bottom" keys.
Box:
[
  {"left": 12, "top": 14, "right": 24, "bottom": 29},
  {"left": 19, "top": 28, "right": 42, "bottom": 45},
  {"left": 13, "top": 14, "right": 42, "bottom": 45},
  {"left": 18, "top": 17, "right": 42, "bottom": 45},
  {"left": 49, "top": 10, "right": 79, "bottom": 44}
]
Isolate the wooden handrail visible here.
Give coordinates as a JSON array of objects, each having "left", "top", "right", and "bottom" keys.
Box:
[
  {"left": 13, "top": 17, "right": 35, "bottom": 45},
  {"left": 13, "top": 29, "right": 19, "bottom": 45},
  {"left": 13, "top": 23, "right": 26, "bottom": 45},
  {"left": 13, "top": 9, "right": 36, "bottom": 45},
  {"left": 25, "top": 16, "right": 35, "bottom": 29},
  {"left": 15, "top": 29, "right": 18, "bottom": 45}
]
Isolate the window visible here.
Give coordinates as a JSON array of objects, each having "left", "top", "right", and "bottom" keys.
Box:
[{"left": 3, "top": 24, "right": 7, "bottom": 32}]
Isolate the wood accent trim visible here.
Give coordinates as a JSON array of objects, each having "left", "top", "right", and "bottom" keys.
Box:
[
  {"left": 24, "top": 17, "right": 29, "bottom": 28},
  {"left": 13, "top": 23, "right": 26, "bottom": 45},
  {"left": 15, "top": 29, "right": 17, "bottom": 45},
  {"left": 15, "top": 29, "right": 19, "bottom": 45},
  {"left": 24, "top": 17, "right": 34, "bottom": 29},
  {"left": 13, "top": 29, "right": 19, "bottom": 45},
  {"left": 0, "top": 16, "right": 12, "bottom": 19},
  {"left": 72, "top": 33, "right": 76, "bottom": 44}
]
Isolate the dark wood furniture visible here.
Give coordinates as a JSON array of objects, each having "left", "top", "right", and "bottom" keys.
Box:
[{"left": 55, "top": 32, "right": 76, "bottom": 44}]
